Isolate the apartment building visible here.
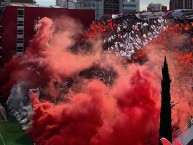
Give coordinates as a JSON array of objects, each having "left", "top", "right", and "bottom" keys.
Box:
[
  {"left": 119, "top": 0, "right": 140, "bottom": 13},
  {"left": 75, "top": 0, "right": 104, "bottom": 19},
  {"left": 170, "top": 0, "right": 193, "bottom": 10},
  {"left": 147, "top": 3, "right": 167, "bottom": 12},
  {"left": 56, "top": 0, "right": 75, "bottom": 9},
  {"left": 103, "top": 0, "right": 119, "bottom": 14},
  {"left": 56, "top": 0, "right": 140, "bottom": 19},
  {"left": 0, "top": 4, "right": 94, "bottom": 66},
  {"left": 4, "top": 0, "right": 36, "bottom": 5}
]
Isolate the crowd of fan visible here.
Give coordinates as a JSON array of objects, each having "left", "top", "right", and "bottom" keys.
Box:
[
  {"left": 81, "top": 10, "right": 193, "bottom": 66},
  {"left": 90, "top": 12, "right": 193, "bottom": 61},
  {"left": 103, "top": 14, "right": 169, "bottom": 60}
]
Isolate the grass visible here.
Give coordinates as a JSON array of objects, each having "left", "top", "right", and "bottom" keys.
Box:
[
  {"left": 0, "top": 115, "right": 33, "bottom": 145},
  {"left": 0, "top": 107, "right": 33, "bottom": 145}
]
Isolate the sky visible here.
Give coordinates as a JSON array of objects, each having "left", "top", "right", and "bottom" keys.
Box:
[{"left": 36, "top": 0, "right": 170, "bottom": 11}]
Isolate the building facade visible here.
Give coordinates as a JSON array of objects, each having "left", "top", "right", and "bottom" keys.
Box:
[
  {"left": 0, "top": 0, "right": 5, "bottom": 6},
  {"left": 119, "top": 0, "right": 140, "bottom": 13},
  {"left": 75, "top": 0, "right": 104, "bottom": 19},
  {"left": 4, "top": 0, "right": 35, "bottom": 5},
  {"left": 147, "top": 3, "right": 167, "bottom": 12},
  {"left": 56, "top": 0, "right": 140, "bottom": 19},
  {"left": 185, "top": 0, "right": 193, "bottom": 9},
  {"left": 56, "top": 0, "right": 104, "bottom": 19},
  {"left": 104, "top": 0, "right": 119, "bottom": 14},
  {"left": 0, "top": 5, "right": 95, "bottom": 67},
  {"left": 170, "top": 0, "right": 193, "bottom": 10},
  {"left": 56, "top": 0, "right": 75, "bottom": 9},
  {"left": 162, "top": 5, "right": 167, "bottom": 12}
]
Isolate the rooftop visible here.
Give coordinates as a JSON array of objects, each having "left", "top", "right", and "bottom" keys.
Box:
[{"left": 9, "top": 3, "right": 61, "bottom": 8}]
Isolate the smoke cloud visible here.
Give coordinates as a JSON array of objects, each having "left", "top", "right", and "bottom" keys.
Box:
[{"left": 0, "top": 16, "right": 192, "bottom": 145}]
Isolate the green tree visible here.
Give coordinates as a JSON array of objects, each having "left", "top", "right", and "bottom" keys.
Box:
[{"left": 159, "top": 57, "right": 172, "bottom": 145}]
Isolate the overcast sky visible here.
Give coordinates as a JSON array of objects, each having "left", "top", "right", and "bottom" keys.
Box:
[{"left": 36, "top": 0, "right": 170, "bottom": 11}]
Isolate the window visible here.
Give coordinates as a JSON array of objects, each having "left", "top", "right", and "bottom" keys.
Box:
[
  {"left": 0, "top": 2, "right": 5, "bottom": 6},
  {"left": 83, "top": 3, "right": 95, "bottom": 7},
  {"left": 17, "top": 38, "right": 23, "bottom": 43},
  {"left": 123, "top": 9, "right": 136, "bottom": 13},
  {"left": 0, "top": 27, "right": 2, "bottom": 36},
  {"left": 127, "top": 0, "right": 135, "bottom": 2},
  {"left": 123, "top": 4, "right": 136, "bottom": 8},
  {"left": 18, "top": 9, "right": 24, "bottom": 18},
  {"left": 17, "top": 47, "right": 23, "bottom": 52},
  {"left": 34, "top": 19, "right": 39, "bottom": 25},
  {"left": 17, "top": 29, "right": 24, "bottom": 35},
  {"left": 0, "top": 47, "right": 1, "bottom": 53},
  {"left": 17, "top": 21, "right": 24, "bottom": 26},
  {"left": 0, "top": 58, "right": 2, "bottom": 68},
  {"left": 34, "top": 18, "right": 41, "bottom": 32}
]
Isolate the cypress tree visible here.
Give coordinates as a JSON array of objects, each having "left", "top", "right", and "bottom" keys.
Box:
[{"left": 159, "top": 57, "right": 172, "bottom": 145}]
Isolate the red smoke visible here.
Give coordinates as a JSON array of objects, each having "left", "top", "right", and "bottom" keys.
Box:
[
  {"left": 141, "top": 22, "right": 193, "bottom": 131},
  {"left": 0, "top": 16, "right": 193, "bottom": 145},
  {"left": 26, "top": 17, "right": 159, "bottom": 145},
  {"left": 29, "top": 69, "right": 159, "bottom": 145}
]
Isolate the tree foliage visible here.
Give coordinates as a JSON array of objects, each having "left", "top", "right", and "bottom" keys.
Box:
[{"left": 159, "top": 57, "right": 172, "bottom": 145}]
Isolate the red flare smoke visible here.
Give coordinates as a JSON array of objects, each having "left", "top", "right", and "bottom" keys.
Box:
[
  {"left": 29, "top": 69, "right": 159, "bottom": 145},
  {"left": 0, "top": 16, "right": 193, "bottom": 145}
]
